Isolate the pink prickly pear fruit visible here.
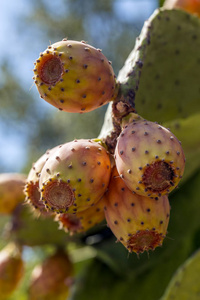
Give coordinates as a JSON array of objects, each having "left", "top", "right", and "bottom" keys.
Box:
[
  {"left": 164, "top": 0, "right": 200, "bottom": 17},
  {"left": 24, "top": 145, "right": 62, "bottom": 216},
  {"left": 104, "top": 167, "right": 171, "bottom": 254},
  {"left": 33, "top": 39, "right": 118, "bottom": 113},
  {"left": 56, "top": 196, "right": 106, "bottom": 234},
  {"left": 0, "top": 243, "right": 24, "bottom": 299},
  {"left": 115, "top": 113, "right": 185, "bottom": 198},
  {"left": 39, "top": 139, "right": 111, "bottom": 214},
  {"left": 28, "top": 249, "right": 73, "bottom": 300},
  {"left": 0, "top": 173, "right": 26, "bottom": 215}
]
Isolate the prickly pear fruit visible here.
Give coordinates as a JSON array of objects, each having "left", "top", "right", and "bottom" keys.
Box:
[
  {"left": 0, "top": 243, "right": 24, "bottom": 299},
  {"left": 33, "top": 39, "right": 118, "bottom": 113},
  {"left": 24, "top": 145, "right": 62, "bottom": 215},
  {"left": 39, "top": 139, "right": 111, "bottom": 214},
  {"left": 115, "top": 113, "right": 185, "bottom": 198},
  {"left": 29, "top": 249, "right": 73, "bottom": 300},
  {"left": 104, "top": 167, "right": 170, "bottom": 253},
  {"left": 164, "top": 0, "right": 200, "bottom": 17},
  {"left": 56, "top": 196, "right": 106, "bottom": 234},
  {"left": 0, "top": 173, "right": 26, "bottom": 214}
]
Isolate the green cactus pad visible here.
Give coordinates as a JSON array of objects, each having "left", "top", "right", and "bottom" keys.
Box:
[
  {"left": 163, "top": 112, "right": 200, "bottom": 183},
  {"left": 118, "top": 8, "right": 200, "bottom": 123},
  {"left": 161, "top": 249, "right": 200, "bottom": 300}
]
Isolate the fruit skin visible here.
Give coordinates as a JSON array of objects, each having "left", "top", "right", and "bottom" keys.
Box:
[
  {"left": 33, "top": 39, "right": 118, "bottom": 113},
  {"left": 104, "top": 167, "right": 170, "bottom": 253},
  {"left": 115, "top": 113, "right": 185, "bottom": 198},
  {"left": 28, "top": 249, "right": 73, "bottom": 300},
  {"left": 24, "top": 145, "right": 62, "bottom": 215},
  {"left": 164, "top": 0, "right": 200, "bottom": 17},
  {"left": 0, "top": 243, "right": 24, "bottom": 299},
  {"left": 39, "top": 139, "right": 111, "bottom": 214},
  {"left": 0, "top": 173, "right": 26, "bottom": 214},
  {"left": 56, "top": 196, "right": 106, "bottom": 235}
]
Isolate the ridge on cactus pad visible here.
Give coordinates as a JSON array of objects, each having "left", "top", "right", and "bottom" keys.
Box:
[
  {"left": 115, "top": 113, "right": 185, "bottom": 198},
  {"left": 33, "top": 39, "right": 118, "bottom": 113},
  {"left": 24, "top": 145, "right": 62, "bottom": 216},
  {"left": 104, "top": 167, "right": 170, "bottom": 253},
  {"left": 39, "top": 139, "right": 111, "bottom": 213}
]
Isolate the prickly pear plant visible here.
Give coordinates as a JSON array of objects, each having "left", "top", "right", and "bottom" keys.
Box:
[
  {"left": 0, "top": 243, "right": 24, "bottom": 300},
  {"left": 114, "top": 113, "right": 185, "bottom": 198},
  {"left": 2, "top": 2, "right": 200, "bottom": 300},
  {"left": 28, "top": 248, "right": 73, "bottom": 300},
  {"left": 55, "top": 196, "right": 106, "bottom": 235},
  {"left": 39, "top": 139, "right": 111, "bottom": 213},
  {"left": 104, "top": 167, "right": 170, "bottom": 253},
  {"left": 33, "top": 39, "right": 118, "bottom": 113},
  {"left": 0, "top": 173, "right": 26, "bottom": 214},
  {"left": 24, "top": 145, "right": 62, "bottom": 215}
]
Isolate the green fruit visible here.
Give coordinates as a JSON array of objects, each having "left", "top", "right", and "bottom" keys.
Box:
[
  {"left": 104, "top": 167, "right": 170, "bottom": 254},
  {"left": 115, "top": 113, "right": 185, "bottom": 198},
  {"left": 0, "top": 173, "right": 26, "bottom": 215},
  {"left": 29, "top": 249, "right": 73, "bottom": 300},
  {"left": 0, "top": 243, "right": 24, "bottom": 299},
  {"left": 33, "top": 39, "right": 118, "bottom": 113},
  {"left": 39, "top": 139, "right": 111, "bottom": 213}
]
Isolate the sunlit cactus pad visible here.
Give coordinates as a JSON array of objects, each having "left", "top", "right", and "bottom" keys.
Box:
[{"left": 119, "top": 8, "right": 200, "bottom": 123}]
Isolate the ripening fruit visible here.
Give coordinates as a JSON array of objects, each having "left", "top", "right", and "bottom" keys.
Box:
[
  {"left": 104, "top": 167, "right": 170, "bottom": 253},
  {"left": 33, "top": 39, "right": 118, "bottom": 113},
  {"left": 164, "top": 0, "right": 200, "bottom": 17},
  {"left": 56, "top": 196, "right": 106, "bottom": 234},
  {"left": 0, "top": 243, "right": 24, "bottom": 299},
  {"left": 24, "top": 145, "right": 62, "bottom": 216},
  {"left": 0, "top": 173, "right": 26, "bottom": 214},
  {"left": 115, "top": 113, "right": 185, "bottom": 198},
  {"left": 39, "top": 139, "right": 111, "bottom": 213},
  {"left": 28, "top": 249, "right": 73, "bottom": 300}
]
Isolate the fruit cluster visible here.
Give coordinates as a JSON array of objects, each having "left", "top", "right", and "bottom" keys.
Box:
[
  {"left": 0, "top": 174, "right": 74, "bottom": 300},
  {"left": 29, "top": 39, "right": 186, "bottom": 254}
]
